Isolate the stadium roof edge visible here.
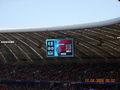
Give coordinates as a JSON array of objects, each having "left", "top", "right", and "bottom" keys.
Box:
[{"left": 0, "top": 17, "right": 120, "bottom": 33}]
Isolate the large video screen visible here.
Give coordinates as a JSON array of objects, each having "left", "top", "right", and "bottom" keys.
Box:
[{"left": 46, "top": 38, "right": 74, "bottom": 57}]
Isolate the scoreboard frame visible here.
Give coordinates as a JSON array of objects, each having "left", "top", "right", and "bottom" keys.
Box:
[{"left": 46, "top": 38, "right": 74, "bottom": 58}]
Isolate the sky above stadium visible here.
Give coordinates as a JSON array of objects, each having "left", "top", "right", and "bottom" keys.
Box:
[{"left": 0, "top": 0, "right": 120, "bottom": 28}]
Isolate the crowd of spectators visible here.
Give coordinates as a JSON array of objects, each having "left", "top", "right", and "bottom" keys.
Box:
[
  {"left": 0, "top": 63, "right": 119, "bottom": 81},
  {"left": 0, "top": 62, "right": 120, "bottom": 89},
  {"left": 0, "top": 84, "right": 119, "bottom": 90}
]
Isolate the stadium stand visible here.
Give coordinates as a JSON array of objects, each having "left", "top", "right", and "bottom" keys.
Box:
[
  {"left": 0, "top": 17, "right": 120, "bottom": 89},
  {"left": 0, "top": 21, "right": 120, "bottom": 64},
  {"left": 0, "top": 63, "right": 120, "bottom": 89}
]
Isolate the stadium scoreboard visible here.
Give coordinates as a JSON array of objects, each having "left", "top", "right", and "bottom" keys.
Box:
[{"left": 46, "top": 38, "right": 74, "bottom": 57}]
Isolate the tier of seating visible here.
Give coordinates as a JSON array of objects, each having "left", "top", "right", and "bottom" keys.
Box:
[
  {"left": 0, "top": 23, "right": 120, "bottom": 64},
  {"left": 0, "top": 63, "right": 119, "bottom": 81},
  {"left": 0, "top": 63, "right": 120, "bottom": 89}
]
